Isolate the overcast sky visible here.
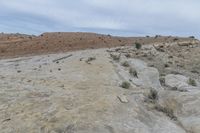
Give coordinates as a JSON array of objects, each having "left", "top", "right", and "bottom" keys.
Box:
[{"left": 0, "top": 0, "right": 199, "bottom": 38}]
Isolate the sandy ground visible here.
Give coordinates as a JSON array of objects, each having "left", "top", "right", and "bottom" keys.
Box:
[
  {"left": 0, "top": 42, "right": 200, "bottom": 132},
  {"left": 0, "top": 33, "right": 200, "bottom": 133}
]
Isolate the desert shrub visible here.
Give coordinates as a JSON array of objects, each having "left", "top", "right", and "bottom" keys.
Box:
[
  {"left": 1, "top": 49, "right": 5, "bottom": 53},
  {"left": 121, "top": 61, "right": 129, "bottom": 67},
  {"left": 160, "top": 73, "right": 166, "bottom": 77},
  {"left": 87, "top": 57, "right": 96, "bottom": 62},
  {"left": 155, "top": 105, "right": 177, "bottom": 120},
  {"left": 168, "top": 55, "right": 173, "bottom": 59},
  {"left": 17, "top": 70, "right": 21, "bottom": 73},
  {"left": 135, "top": 42, "right": 142, "bottom": 49},
  {"left": 110, "top": 54, "right": 121, "bottom": 61},
  {"left": 159, "top": 77, "right": 165, "bottom": 86},
  {"left": 129, "top": 68, "right": 138, "bottom": 78},
  {"left": 121, "top": 81, "right": 130, "bottom": 89},
  {"left": 155, "top": 35, "right": 161, "bottom": 39},
  {"left": 191, "top": 70, "right": 199, "bottom": 74},
  {"left": 189, "top": 36, "right": 195, "bottom": 39},
  {"left": 148, "top": 89, "right": 158, "bottom": 101},
  {"left": 164, "top": 63, "right": 170, "bottom": 68},
  {"left": 107, "top": 34, "right": 111, "bottom": 37},
  {"left": 86, "top": 57, "right": 96, "bottom": 64},
  {"left": 188, "top": 78, "right": 197, "bottom": 86},
  {"left": 115, "top": 48, "right": 121, "bottom": 52},
  {"left": 173, "top": 38, "right": 178, "bottom": 41},
  {"left": 125, "top": 53, "right": 131, "bottom": 58}
]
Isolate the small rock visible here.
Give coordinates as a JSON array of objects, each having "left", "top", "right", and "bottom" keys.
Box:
[{"left": 117, "top": 95, "right": 129, "bottom": 103}]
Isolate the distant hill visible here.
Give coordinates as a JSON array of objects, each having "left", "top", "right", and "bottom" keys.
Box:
[{"left": 0, "top": 32, "right": 197, "bottom": 58}]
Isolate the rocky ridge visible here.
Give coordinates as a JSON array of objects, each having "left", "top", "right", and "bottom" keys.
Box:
[{"left": 0, "top": 34, "right": 200, "bottom": 133}]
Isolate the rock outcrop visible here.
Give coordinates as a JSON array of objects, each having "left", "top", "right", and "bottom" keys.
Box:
[
  {"left": 0, "top": 38, "right": 200, "bottom": 133},
  {"left": 165, "top": 74, "right": 194, "bottom": 91}
]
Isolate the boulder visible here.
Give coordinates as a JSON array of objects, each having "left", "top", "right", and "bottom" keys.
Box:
[
  {"left": 165, "top": 74, "right": 199, "bottom": 91},
  {"left": 128, "top": 59, "right": 162, "bottom": 90}
]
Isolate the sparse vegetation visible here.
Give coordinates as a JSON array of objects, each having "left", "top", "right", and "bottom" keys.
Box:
[
  {"left": 86, "top": 57, "right": 96, "bottom": 64},
  {"left": 148, "top": 89, "right": 158, "bottom": 101},
  {"left": 160, "top": 73, "right": 166, "bottom": 77},
  {"left": 155, "top": 35, "right": 161, "bottom": 39},
  {"left": 110, "top": 54, "right": 121, "bottom": 61},
  {"left": 121, "top": 61, "right": 129, "bottom": 67},
  {"left": 1, "top": 49, "right": 5, "bottom": 53},
  {"left": 159, "top": 77, "right": 165, "bottom": 86},
  {"left": 188, "top": 78, "right": 197, "bottom": 86},
  {"left": 17, "top": 70, "right": 21, "bottom": 73},
  {"left": 168, "top": 55, "right": 173, "bottom": 59},
  {"left": 189, "top": 36, "right": 195, "bottom": 39},
  {"left": 191, "top": 70, "right": 199, "bottom": 74},
  {"left": 155, "top": 105, "right": 177, "bottom": 120},
  {"left": 171, "top": 87, "right": 178, "bottom": 91},
  {"left": 129, "top": 68, "right": 138, "bottom": 78},
  {"left": 135, "top": 42, "right": 142, "bottom": 49},
  {"left": 87, "top": 57, "right": 96, "bottom": 62},
  {"left": 107, "top": 34, "right": 111, "bottom": 38},
  {"left": 125, "top": 53, "right": 131, "bottom": 58},
  {"left": 173, "top": 38, "right": 178, "bottom": 41},
  {"left": 115, "top": 48, "right": 121, "bottom": 52},
  {"left": 121, "top": 81, "right": 130, "bottom": 89},
  {"left": 164, "top": 63, "right": 170, "bottom": 68}
]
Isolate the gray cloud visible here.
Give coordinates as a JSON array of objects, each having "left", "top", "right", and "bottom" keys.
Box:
[{"left": 0, "top": 0, "right": 199, "bottom": 38}]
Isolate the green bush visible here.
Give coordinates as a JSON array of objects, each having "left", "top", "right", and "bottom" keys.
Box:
[
  {"left": 189, "top": 36, "right": 195, "bottom": 39},
  {"left": 86, "top": 57, "right": 96, "bottom": 64},
  {"left": 129, "top": 68, "right": 138, "bottom": 78},
  {"left": 159, "top": 77, "right": 165, "bottom": 86},
  {"left": 148, "top": 89, "right": 158, "bottom": 101},
  {"left": 121, "top": 61, "right": 129, "bottom": 67},
  {"left": 188, "top": 78, "right": 197, "bottom": 86},
  {"left": 155, "top": 105, "right": 177, "bottom": 120},
  {"left": 110, "top": 54, "right": 121, "bottom": 61},
  {"left": 135, "top": 42, "right": 142, "bottom": 49},
  {"left": 125, "top": 53, "right": 131, "bottom": 58},
  {"left": 173, "top": 38, "right": 179, "bottom": 41},
  {"left": 121, "top": 81, "right": 130, "bottom": 89}
]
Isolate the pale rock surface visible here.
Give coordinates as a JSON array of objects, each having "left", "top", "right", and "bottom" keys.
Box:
[
  {"left": 165, "top": 74, "right": 199, "bottom": 91},
  {"left": 0, "top": 48, "right": 186, "bottom": 133},
  {"left": 159, "top": 90, "right": 200, "bottom": 133},
  {"left": 128, "top": 59, "right": 162, "bottom": 90}
]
